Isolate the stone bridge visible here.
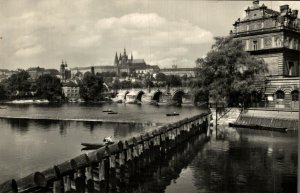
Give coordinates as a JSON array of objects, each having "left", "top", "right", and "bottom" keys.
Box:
[{"left": 114, "top": 87, "right": 201, "bottom": 105}]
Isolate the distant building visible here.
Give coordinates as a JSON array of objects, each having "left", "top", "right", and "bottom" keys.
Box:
[
  {"left": 231, "top": 0, "right": 300, "bottom": 109},
  {"left": 27, "top": 67, "right": 50, "bottom": 80},
  {"left": 114, "top": 48, "right": 159, "bottom": 76},
  {"left": 60, "top": 60, "right": 71, "bottom": 82},
  {"left": 27, "top": 67, "right": 60, "bottom": 80},
  {"left": 70, "top": 48, "right": 160, "bottom": 78},
  {"left": 0, "top": 69, "right": 16, "bottom": 81},
  {"left": 62, "top": 81, "right": 80, "bottom": 101},
  {"left": 159, "top": 67, "right": 197, "bottom": 78}
]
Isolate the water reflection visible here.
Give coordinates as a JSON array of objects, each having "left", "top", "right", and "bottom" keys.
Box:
[
  {"left": 188, "top": 128, "right": 297, "bottom": 193},
  {"left": 5, "top": 118, "right": 29, "bottom": 135},
  {"left": 89, "top": 134, "right": 209, "bottom": 193},
  {"left": 0, "top": 118, "right": 157, "bottom": 182}
]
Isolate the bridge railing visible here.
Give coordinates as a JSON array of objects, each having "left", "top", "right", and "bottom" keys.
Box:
[{"left": 0, "top": 112, "right": 211, "bottom": 193}]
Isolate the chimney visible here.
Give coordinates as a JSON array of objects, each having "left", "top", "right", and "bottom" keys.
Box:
[
  {"left": 280, "top": 5, "right": 289, "bottom": 14},
  {"left": 91, "top": 66, "right": 95, "bottom": 75}
]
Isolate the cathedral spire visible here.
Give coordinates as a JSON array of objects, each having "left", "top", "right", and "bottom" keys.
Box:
[
  {"left": 124, "top": 48, "right": 126, "bottom": 55},
  {"left": 114, "top": 52, "right": 119, "bottom": 66},
  {"left": 131, "top": 52, "right": 133, "bottom": 60}
]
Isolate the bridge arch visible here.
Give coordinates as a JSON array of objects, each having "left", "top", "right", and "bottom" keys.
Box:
[
  {"left": 152, "top": 90, "right": 163, "bottom": 102},
  {"left": 172, "top": 89, "right": 185, "bottom": 105},
  {"left": 136, "top": 90, "right": 145, "bottom": 102},
  {"left": 124, "top": 91, "right": 130, "bottom": 100}
]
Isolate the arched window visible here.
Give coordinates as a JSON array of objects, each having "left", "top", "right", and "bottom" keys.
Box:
[
  {"left": 291, "top": 90, "right": 299, "bottom": 101},
  {"left": 276, "top": 90, "right": 285, "bottom": 99}
]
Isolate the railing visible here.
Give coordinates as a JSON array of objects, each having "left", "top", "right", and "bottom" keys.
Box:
[
  {"left": 0, "top": 112, "right": 211, "bottom": 193},
  {"left": 232, "top": 25, "right": 300, "bottom": 36}
]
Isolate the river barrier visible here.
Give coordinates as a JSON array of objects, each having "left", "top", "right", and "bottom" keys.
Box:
[{"left": 0, "top": 112, "right": 211, "bottom": 193}]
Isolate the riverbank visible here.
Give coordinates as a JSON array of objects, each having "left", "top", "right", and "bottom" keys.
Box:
[{"left": 233, "top": 108, "right": 298, "bottom": 131}]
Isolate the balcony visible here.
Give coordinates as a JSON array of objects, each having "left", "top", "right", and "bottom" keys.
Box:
[{"left": 231, "top": 26, "right": 300, "bottom": 37}]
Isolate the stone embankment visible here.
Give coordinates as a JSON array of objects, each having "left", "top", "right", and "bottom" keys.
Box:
[
  {"left": 0, "top": 112, "right": 211, "bottom": 193},
  {"left": 233, "top": 108, "right": 298, "bottom": 131}
]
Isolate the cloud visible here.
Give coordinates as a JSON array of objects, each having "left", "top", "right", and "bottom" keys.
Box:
[
  {"left": 0, "top": 1, "right": 222, "bottom": 70},
  {"left": 96, "top": 13, "right": 213, "bottom": 47},
  {"left": 75, "top": 35, "right": 102, "bottom": 48},
  {"left": 15, "top": 45, "right": 45, "bottom": 57}
]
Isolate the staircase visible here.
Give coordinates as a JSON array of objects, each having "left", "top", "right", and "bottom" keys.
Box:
[{"left": 211, "top": 108, "right": 241, "bottom": 126}]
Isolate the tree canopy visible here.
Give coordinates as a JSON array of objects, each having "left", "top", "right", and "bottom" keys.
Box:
[
  {"left": 6, "top": 70, "right": 31, "bottom": 98},
  {"left": 155, "top": 73, "right": 167, "bottom": 81},
  {"left": 79, "top": 73, "right": 104, "bottom": 101},
  {"left": 36, "top": 74, "right": 62, "bottom": 101},
  {"left": 193, "top": 36, "right": 268, "bottom": 106},
  {"left": 166, "top": 75, "right": 182, "bottom": 87}
]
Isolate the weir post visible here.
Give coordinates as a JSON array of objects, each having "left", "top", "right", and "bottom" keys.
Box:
[
  {"left": 55, "top": 159, "right": 77, "bottom": 192},
  {"left": 106, "top": 141, "right": 123, "bottom": 192},
  {"left": 86, "top": 146, "right": 110, "bottom": 191}
]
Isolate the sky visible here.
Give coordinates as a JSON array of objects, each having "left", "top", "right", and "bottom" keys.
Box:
[{"left": 0, "top": 0, "right": 299, "bottom": 70}]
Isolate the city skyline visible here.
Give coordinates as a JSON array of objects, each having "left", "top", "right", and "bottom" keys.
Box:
[{"left": 0, "top": 0, "right": 299, "bottom": 70}]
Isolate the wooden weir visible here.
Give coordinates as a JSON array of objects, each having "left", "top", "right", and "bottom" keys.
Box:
[{"left": 0, "top": 112, "right": 211, "bottom": 193}]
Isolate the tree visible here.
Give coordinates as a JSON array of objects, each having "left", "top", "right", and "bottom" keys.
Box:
[
  {"left": 194, "top": 36, "right": 267, "bottom": 106},
  {"left": 166, "top": 75, "right": 182, "bottom": 87},
  {"left": 80, "top": 73, "right": 104, "bottom": 101},
  {"left": 6, "top": 70, "right": 31, "bottom": 99},
  {"left": 156, "top": 73, "right": 167, "bottom": 81},
  {"left": 121, "top": 72, "right": 128, "bottom": 78},
  {"left": 36, "top": 74, "right": 62, "bottom": 101},
  {"left": 0, "top": 84, "right": 7, "bottom": 100}
]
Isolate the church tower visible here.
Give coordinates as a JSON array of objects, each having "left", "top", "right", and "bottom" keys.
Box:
[{"left": 60, "top": 59, "right": 66, "bottom": 81}]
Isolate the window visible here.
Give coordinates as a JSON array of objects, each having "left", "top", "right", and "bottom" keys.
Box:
[
  {"left": 253, "top": 40, "right": 258, "bottom": 50},
  {"left": 288, "top": 61, "right": 296, "bottom": 76},
  {"left": 276, "top": 90, "right": 285, "bottom": 99},
  {"left": 291, "top": 90, "right": 299, "bottom": 101}
]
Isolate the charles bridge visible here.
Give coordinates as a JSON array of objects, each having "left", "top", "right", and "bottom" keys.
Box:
[{"left": 114, "top": 87, "right": 200, "bottom": 105}]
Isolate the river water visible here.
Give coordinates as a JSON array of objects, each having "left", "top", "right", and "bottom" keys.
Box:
[{"left": 0, "top": 103, "right": 297, "bottom": 193}]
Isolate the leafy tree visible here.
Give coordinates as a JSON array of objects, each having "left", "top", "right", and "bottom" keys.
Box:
[
  {"left": 121, "top": 72, "right": 128, "bottom": 78},
  {"left": 144, "top": 79, "right": 154, "bottom": 88},
  {"left": 6, "top": 70, "right": 31, "bottom": 98},
  {"left": 156, "top": 73, "right": 167, "bottom": 81},
  {"left": 132, "top": 81, "right": 144, "bottom": 88},
  {"left": 36, "top": 74, "right": 62, "bottom": 101},
  {"left": 166, "top": 75, "right": 182, "bottom": 87},
  {"left": 111, "top": 79, "right": 120, "bottom": 90},
  {"left": 0, "top": 84, "right": 7, "bottom": 100},
  {"left": 80, "top": 73, "right": 104, "bottom": 101},
  {"left": 194, "top": 36, "right": 267, "bottom": 106},
  {"left": 120, "top": 80, "right": 132, "bottom": 88}
]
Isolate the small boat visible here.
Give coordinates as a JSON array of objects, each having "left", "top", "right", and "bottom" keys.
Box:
[
  {"left": 102, "top": 109, "right": 112, "bottom": 113},
  {"left": 81, "top": 136, "right": 114, "bottom": 150},
  {"left": 81, "top": 142, "right": 105, "bottom": 149},
  {"left": 108, "top": 111, "right": 118, "bottom": 114},
  {"left": 166, "top": 112, "right": 180, "bottom": 116}
]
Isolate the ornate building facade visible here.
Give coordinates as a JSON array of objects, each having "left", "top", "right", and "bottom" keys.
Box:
[{"left": 232, "top": 0, "right": 299, "bottom": 108}]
